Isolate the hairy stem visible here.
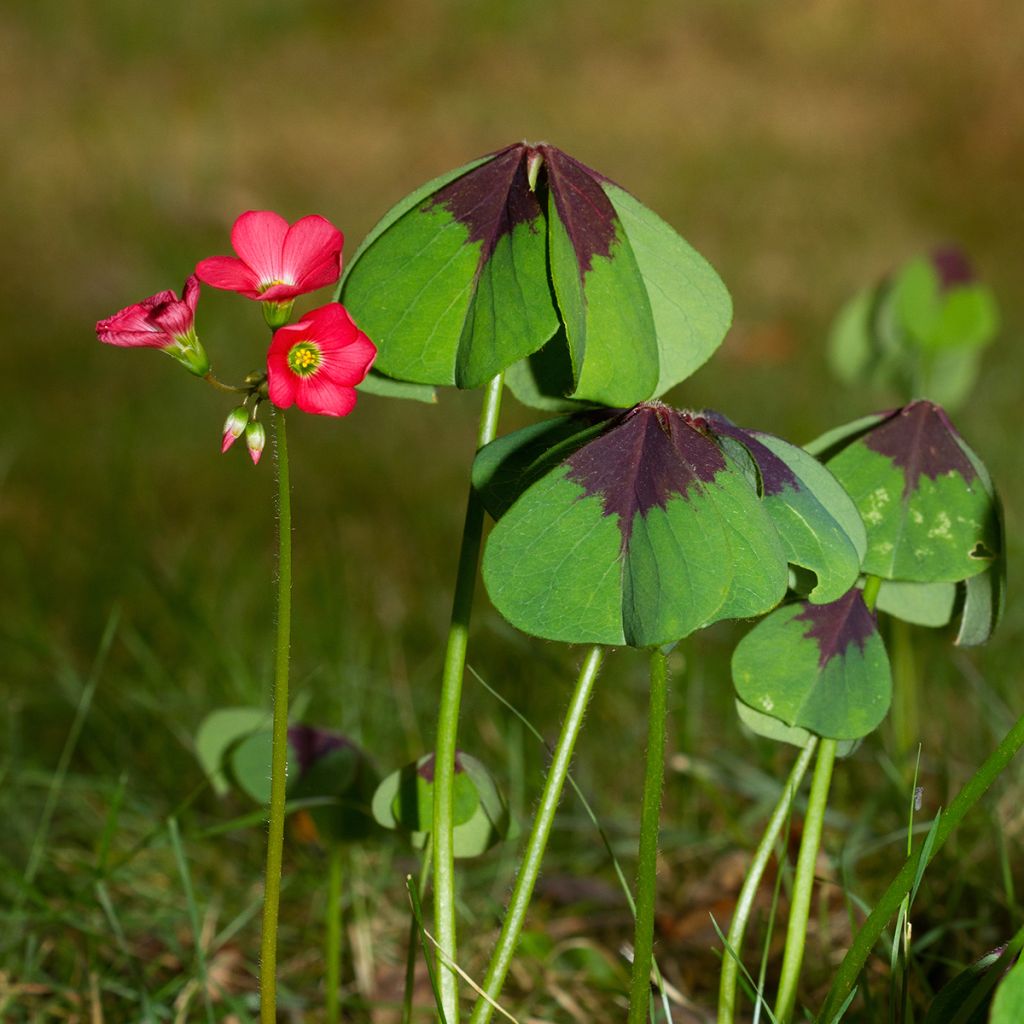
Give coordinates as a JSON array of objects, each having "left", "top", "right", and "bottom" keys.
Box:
[
  {"left": 470, "top": 646, "right": 606, "bottom": 1024},
  {"left": 432, "top": 373, "right": 504, "bottom": 1021},
  {"left": 259, "top": 407, "right": 292, "bottom": 1023},
  {"left": 627, "top": 648, "right": 670, "bottom": 1024},
  {"left": 773, "top": 737, "right": 837, "bottom": 1024},
  {"left": 717, "top": 739, "right": 818, "bottom": 1024}
]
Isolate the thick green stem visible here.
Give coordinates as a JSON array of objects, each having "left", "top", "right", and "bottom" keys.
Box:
[
  {"left": 432, "top": 374, "right": 504, "bottom": 1021},
  {"left": 260, "top": 408, "right": 292, "bottom": 1023},
  {"left": 717, "top": 739, "right": 818, "bottom": 1024},
  {"left": 819, "top": 709, "right": 1024, "bottom": 1022},
  {"left": 326, "top": 845, "right": 344, "bottom": 1024},
  {"left": 627, "top": 648, "right": 670, "bottom": 1024},
  {"left": 773, "top": 738, "right": 837, "bottom": 1023},
  {"left": 470, "top": 646, "right": 605, "bottom": 1024}
]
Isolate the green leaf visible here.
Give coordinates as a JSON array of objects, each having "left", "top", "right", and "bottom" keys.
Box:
[
  {"left": 734, "top": 700, "right": 859, "bottom": 757},
  {"left": 229, "top": 730, "right": 277, "bottom": 805},
  {"left": 340, "top": 145, "right": 559, "bottom": 388},
  {"left": 194, "top": 707, "right": 269, "bottom": 797},
  {"left": 357, "top": 369, "right": 437, "bottom": 404},
  {"left": 732, "top": 590, "right": 892, "bottom": 740},
  {"left": 707, "top": 416, "right": 865, "bottom": 603},
  {"left": 825, "top": 402, "right": 999, "bottom": 582},
  {"left": 989, "top": 949, "right": 1024, "bottom": 1024},
  {"left": 603, "top": 184, "right": 732, "bottom": 398},
  {"left": 342, "top": 142, "right": 731, "bottom": 401},
  {"left": 803, "top": 411, "right": 890, "bottom": 460},
  {"left": 874, "top": 579, "right": 957, "bottom": 628},
  {"left": 545, "top": 181, "right": 658, "bottom": 405},
  {"left": 827, "top": 286, "right": 877, "bottom": 385},
  {"left": 481, "top": 404, "right": 788, "bottom": 647}
]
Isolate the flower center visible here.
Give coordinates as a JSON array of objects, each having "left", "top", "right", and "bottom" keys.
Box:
[
  {"left": 258, "top": 278, "right": 291, "bottom": 294},
  {"left": 287, "top": 341, "right": 322, "bottom": 377}
]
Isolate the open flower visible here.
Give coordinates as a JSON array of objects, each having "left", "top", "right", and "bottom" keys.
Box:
[
  {"left": 195, "top": 210, "right": 343, "bottom": 303},
  {"left": 96, "top": 274, "right": 209, "bottom": 376},
  {"left": 267, "top": 304, "right": 376, "bottom": 417}
]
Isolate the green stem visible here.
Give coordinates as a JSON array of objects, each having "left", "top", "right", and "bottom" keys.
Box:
[
  {"left": 717, "top": 739, "right": 818, "bottom": 1024},
  {"left": 260, "top": 408, "right": 292, "bottom": 1023},
  {"left": 819, "top": 708, "right": 1024, "bottom": 1023},
  {"left": 326, "top": 845, "right": 344, "bottom": 1024},
  {"left": 432, "top": 373, "right": 504, "bottom": 1022},
  {"left": 469, "top": 646, "right": 606, "bottom": 1024},
  {"left": 403, "top": 850, "right": 433, "bottom": 1024},
  {"left": 627, "top": 648, "right": 670, "bottom": 1024},
  {"left": 890, "top": 617, "right": 919, "bottom": 768},
  {"left": 773, "top": 738, "right": 837, "bottom": 1024}
]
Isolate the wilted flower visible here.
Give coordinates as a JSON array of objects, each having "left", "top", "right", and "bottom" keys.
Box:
[
  {"left": 96, "top": 274, "right": 209, "bottom": 376},
  {"left": 266, "top": 304, "right": 376, "bottom": 417}
]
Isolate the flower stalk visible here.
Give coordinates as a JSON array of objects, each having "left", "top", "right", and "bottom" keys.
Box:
[
  {"left": 432, "top": 373, "right": 504, "bottom": 1022},
  {"left": 259, "top": 407, "right": 293, "bottom": 1023}
]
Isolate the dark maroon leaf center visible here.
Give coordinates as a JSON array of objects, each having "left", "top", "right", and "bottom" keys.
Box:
[
  {"left": 538, "top": 144, "right": 619, "bottom": 277},
  {"left": 863, "top": 400, "right": 977, "bottom": 498},
  {"left": 288, "top": 724, "right": 353, "bottom": 776},
  {"left": 428, "top": 144, "right": 544, "bottom": 264},
  {"left": 794, "top": 589, "right": 876, "bottom": 669},
  {"left": 417, "top": 752, "right": 467, "bottom": 782},
  {"left": 704, "top": 413, "right": 799, "bottom": 497},
  {"left": 565, "top": 403, "right": 725, "bottom": 549},
  {"left": 931, "top": 246, "right": 975, "bottom": 292}
]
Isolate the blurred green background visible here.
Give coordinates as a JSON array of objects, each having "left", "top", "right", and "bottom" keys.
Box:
[{"left": 2, "top": 0, "right": 1023, "bottom": 1019}]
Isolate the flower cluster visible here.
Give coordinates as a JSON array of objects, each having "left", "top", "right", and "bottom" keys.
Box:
[{"left": 97, "top": 211, "right": 377, "bottom": 464}]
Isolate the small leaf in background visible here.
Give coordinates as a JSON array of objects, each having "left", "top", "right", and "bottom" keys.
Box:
[
  {"left": 705, "top": 414, "right": 865, "bottom": 603},
  {"left": 894, "top": 248, "right": 999, "bottom": 354},
  {"left": 825, "top": 246, "right": 998, "bottom": 410},
  {"left": 825, "top": 401, "right": 1000, "bottom": 582},
  {"left": 230, "top": 730, "right": 277, "bottom": 805},
  {"left": 194, "top": 707, "right": 269, "bottom": 796},
  {"left": 481, "top": 403, "right": 787, "bottom": 647},
  {"left": 370, "top": 752, "right": 509, "bottom": 858},
  {"left": 733, "top": 589, "right": 892, "bottom": 740},
  {"left": 356, "top": 369, "right": 437, "bottom": 404},
  {"left": 340, "top": 142, "right": 731, "bottom": 404},
  {"left": 287, "top": 724, "right": 381, "bottom": 844}
]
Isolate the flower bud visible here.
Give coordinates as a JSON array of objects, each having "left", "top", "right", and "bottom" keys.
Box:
[
  {"left": 221, "top": 406, "right": 249, "bottom": 453},
  {"left": 246, "top": 420, "right": 267, "bottom": 465}
]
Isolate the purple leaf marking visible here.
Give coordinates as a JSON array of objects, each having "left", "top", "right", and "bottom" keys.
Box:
[
  {"left": 417, "top": 751, "right": 467, "bottom": 783},
  {"left": 931, "top": 246, "right": 975, "bottom": 292},
  {"left": 794, "top": 589, "right": 876, "bottom": 669},
  {"left": 287, "top": 724, "right": 354, "bottom": 776},
  {"left": 704, "top": 413, "right": 799, "bottom": 497},
  {"left": 565, "top": 403, "right": 725, "bottom": 549},
  {"left": 428, "top": 143, "right": 544, "bottom": 264},
  {"left": 864, "top": 400, "right": 977, "bottom": 498},
  {"left": 539, "top": 145, "right": 619, "bottom": 277}
]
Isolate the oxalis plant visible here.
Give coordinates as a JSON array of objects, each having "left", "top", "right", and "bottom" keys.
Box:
[{"left": 99, "top": 142, "right": 1013, "bottom": 1022}]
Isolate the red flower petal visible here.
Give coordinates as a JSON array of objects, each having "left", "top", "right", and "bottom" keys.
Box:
[
  {"left": 295, "top": 375, "right": 359, "bottom": 417},
  {"left": 97, "top": 289, "right": 178, "bottom": 347},
  {"left": 195, "top": 255, "right": 263, "bottom": 298},
  {"left": 282, "top": 216, "right": 344, "bottom": 292},
  {"left": 231, "top": 210, "right": 290, "bottom": 284}
]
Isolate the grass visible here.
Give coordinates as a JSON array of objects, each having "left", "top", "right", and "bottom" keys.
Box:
[{"left": 3, "top": 0, "right": 1024, "bottom": 1020}]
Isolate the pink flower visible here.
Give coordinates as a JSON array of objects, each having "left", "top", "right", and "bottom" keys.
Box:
[
  {"left": 96, "top": 275, "right": 209, "bottom": 376},
  {"left": 195, "top": 211, "right": 344, "bottom": 302},
  {"left": 267, "top": 304, "right": 376, "bottom": 417}
]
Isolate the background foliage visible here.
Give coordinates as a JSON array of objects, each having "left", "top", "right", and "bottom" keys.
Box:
[{"left": 2, "top": 1, "right": 1022, "bottom": 1019}]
